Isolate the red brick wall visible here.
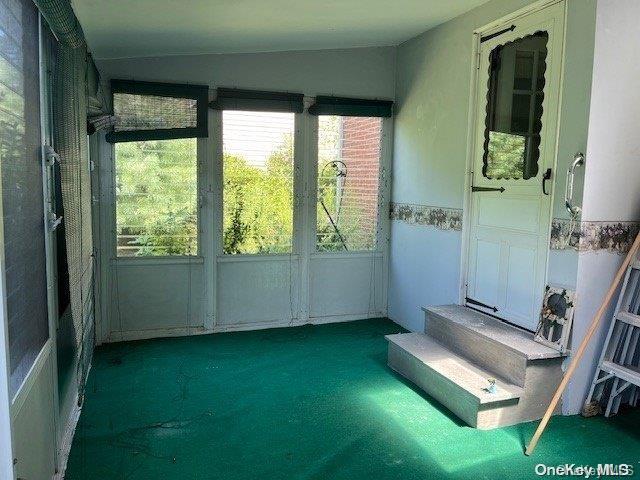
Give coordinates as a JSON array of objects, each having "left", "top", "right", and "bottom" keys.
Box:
[{"left": 339, "top": 117, "right": 382, "bottom": 246}]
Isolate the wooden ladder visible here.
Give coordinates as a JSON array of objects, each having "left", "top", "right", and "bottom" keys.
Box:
[{"left": 584, "top": 257, "right": 640, "bottom": 416}]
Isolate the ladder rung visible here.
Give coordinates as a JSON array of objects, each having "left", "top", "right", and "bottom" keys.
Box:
[
  {"left": 601, "top": 361, "right": 640, "bottom": 386},
  {"left": 617, "top": 311, "right": 640, "bottom": 328}
]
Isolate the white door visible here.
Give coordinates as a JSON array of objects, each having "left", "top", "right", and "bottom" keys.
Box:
[{"left": 466, "top": 4, "right": 564, "bottom": 330}]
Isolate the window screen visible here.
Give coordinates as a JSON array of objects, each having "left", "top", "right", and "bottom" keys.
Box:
[
  {"left": 107, "top": 80, "right": 209, "bottom": 143},
  {"left": 222, "top": 110, "right": 295, "bottom": 254},
  {"left": 1, "top": 0, "right": 50, "bottom": 396},
  {"left": 115, "top": 139, "right": 198, "bottom": 256},
  {"left": 317, "top": 116, "right": 382, "bottom": 251}
]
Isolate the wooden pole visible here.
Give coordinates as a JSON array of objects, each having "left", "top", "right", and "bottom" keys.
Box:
[{"left": 525, "top": 231, "right": 640, "bottom": 456}]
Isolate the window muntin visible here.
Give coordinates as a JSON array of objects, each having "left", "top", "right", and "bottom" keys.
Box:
[
  {"left": 115, "top": 139, "right": 198, "bottom": 256},
  {"left": 316, "top": 116, "right": 382, "bottom": 252},
  {"left": 483, "top": 32, "right": 548, "bottom": 180},
  {"left": 222, "top": 110, "right": 295, "bottom": 254}
]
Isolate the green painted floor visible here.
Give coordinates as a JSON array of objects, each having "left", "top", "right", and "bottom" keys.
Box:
[{"left": 66, "top": 318, "right": 640, "bottom": 480}]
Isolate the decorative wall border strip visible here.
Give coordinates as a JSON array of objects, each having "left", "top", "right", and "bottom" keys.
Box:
[
  {"left": 389, "top": 203, "right": 463, "bottom": 231},
  {"left": 550, "top": 219, "right": 640, "bottom": 254},
  {"left": 390, "top": 204, "right": 639, "bottom": 255}
]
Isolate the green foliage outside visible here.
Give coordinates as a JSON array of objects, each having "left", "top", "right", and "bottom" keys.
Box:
[
  {"left": 115, "top": 119, "right": 378, "bottom": 257},
  {"left": 485, "top": 131, "right": 526, "bottom": 179},
  {"left": 222, "top": 137, "right": 294, "bottom": 254},
  {"left": 115, "top": 139, "right": 198, "bottom": 256}
]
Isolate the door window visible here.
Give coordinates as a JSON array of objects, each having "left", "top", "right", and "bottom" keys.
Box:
[{"left": 483, "top": 32, "right": 548, "bottom": 180}]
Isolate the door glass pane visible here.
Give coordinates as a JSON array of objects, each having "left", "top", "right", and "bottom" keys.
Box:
[{"left": 483, "top": 32, "right": 548, "bottom": 180}]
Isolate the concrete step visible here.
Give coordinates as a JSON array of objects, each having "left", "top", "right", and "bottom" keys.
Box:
[
  {"left": 386, "top": 332, "right": 523, "bottom": 429},
  {"left": 424, "top": 305, "right": 563, "bottom": 386}
]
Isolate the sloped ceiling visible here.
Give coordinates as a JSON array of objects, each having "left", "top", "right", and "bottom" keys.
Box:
[{"left": 72, "top": 0, "right": 490, "bottom": 59}]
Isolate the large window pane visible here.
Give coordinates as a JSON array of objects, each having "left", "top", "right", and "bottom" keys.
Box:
[
  {"left": 317, "top": 116, "right": 381, "bottom": 251},
  {"left": 222, "top": 110, "right": 294, "bottom": 254},
  {"left": 115, "top": 139, "right": 197, "bottom": 256}
]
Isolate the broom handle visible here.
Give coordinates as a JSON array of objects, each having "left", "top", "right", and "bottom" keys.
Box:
[{"left": 525, "top": 231, "right": 640, "bottom": 456}]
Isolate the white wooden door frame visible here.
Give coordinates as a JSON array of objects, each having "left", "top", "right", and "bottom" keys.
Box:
[{"left": 459, "top": 0, "right": 568, "bottom": 326}]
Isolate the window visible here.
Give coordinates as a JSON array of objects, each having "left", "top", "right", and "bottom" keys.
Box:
[
  {"left": 115, "top": 139, "right": 198, "bottom": 256},
  {"left": 316, "top": 116, "right": 382, "bottom": 251},
  {"left": 483, "top": 32, "right": 548, "bottom": 180},
  {"left": 222, "top": 110, "right": 295, "bottom": 254}
]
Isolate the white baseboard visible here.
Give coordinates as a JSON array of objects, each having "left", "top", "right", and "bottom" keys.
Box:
[
  {"left": 107, "top": 326, "right": 208, "bottom": 343},
  {"left": 105, "top": 313, "right": 389, "bottom": 342}
]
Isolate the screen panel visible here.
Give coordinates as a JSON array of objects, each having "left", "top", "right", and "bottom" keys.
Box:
[{"left": 0, "top": 0, "right": 50, "bottom": 396}]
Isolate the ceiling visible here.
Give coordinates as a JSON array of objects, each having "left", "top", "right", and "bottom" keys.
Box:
[{"left": 71, "top": 0, "right": 490, "bottom": 59}]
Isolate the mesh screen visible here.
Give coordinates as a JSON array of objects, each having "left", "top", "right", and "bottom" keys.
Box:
[
  {"left": 1, "top": 0, "right": 50, "bottom": 396},
  {"left": 115, "top": 139, "right": 198, "bottom": 257},
  {"left": 222, "top": 110, "right": 294, "bottom": 254},
  {"left": 52, "top": 39, "right": 94, "bottom": 398},
  {"left": 113, "top": 93, "right": 198, "bottom": 132}
]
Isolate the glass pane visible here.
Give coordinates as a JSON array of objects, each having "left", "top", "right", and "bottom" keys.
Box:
[
  {"left": 317, "top": 116, "right": 381, "bottom": 252},
  {"left": 483, "top": 32, "right": 548, "bottom": 180},
  {"left": 0, "top": 0, "right": 49, "bottom": 396},
  {"left": 115, "top": 139, "right": 198, "bottom": 256},
  {"left": 222, "top": 110, "right": 294, "bottom": 254}
]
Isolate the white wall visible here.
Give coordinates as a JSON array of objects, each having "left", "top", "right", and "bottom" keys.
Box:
[
  {"left": 96, "top": 47, "right": 396, "bottom": 341},
  {"left": 389, "top": 0, "right": 597, "bottom": 332},
  {"left": 97, "top": 47, "right": 396, "bottom": 98},
  {"left": 563, "top": 0, "right": 640, "bottom": 414}
]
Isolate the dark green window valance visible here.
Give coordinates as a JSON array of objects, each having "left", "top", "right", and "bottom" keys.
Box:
[
  {"left": 106, "top": 80, "right": 209, "bottom": 143},
  {"left": 308, "top": 96, "right": 393, "bottom": 118},
  {"left": 210, "top": 88, "right": 304, "bottom": 113}
]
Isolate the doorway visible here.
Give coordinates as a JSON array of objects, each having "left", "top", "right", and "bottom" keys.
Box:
[{"left": 465, "top": 3, "right": 565, "bottom": 331}]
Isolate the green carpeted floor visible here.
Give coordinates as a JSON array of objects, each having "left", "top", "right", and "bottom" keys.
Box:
[{"left": 65, "top": 318, "right": 640, "bottom": 480}]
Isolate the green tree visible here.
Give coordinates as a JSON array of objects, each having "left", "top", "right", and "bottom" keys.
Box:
[{"left": 115, "top": 139, "right": 198, "bottom": 256}]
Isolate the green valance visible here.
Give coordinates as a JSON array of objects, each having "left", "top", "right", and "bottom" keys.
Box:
[
  {"left": 210, "top": 88, "right": 304, "bottom": 113},
  {"left": 106, "top": 80, "right": 209, "bottom": 143},
  {"left": 308, "top": 96, "right": 393, "bottom": 118}
]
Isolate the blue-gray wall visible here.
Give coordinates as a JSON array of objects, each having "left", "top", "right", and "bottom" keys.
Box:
[{"left": 389, "top": 0, "right": 597, "bottom": 339}]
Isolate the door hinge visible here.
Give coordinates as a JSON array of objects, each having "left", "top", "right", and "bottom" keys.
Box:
[
  {"left": 471, "top": 186, "right": 505, "bottom": 193},
  {"left": 480, "top": 24, "right": 516, "bottom": 43},
  {"left": 466, "top": 297, "right": 499, "bottom": 312}
]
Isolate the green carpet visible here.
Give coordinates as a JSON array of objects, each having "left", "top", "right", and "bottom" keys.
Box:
[{"left": 65, "top": 318, "right": 640, "bottom": 480}]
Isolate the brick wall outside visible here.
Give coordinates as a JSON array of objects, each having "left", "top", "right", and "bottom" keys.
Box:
[{"left": 338, "top": 116, "right": 381, "bottom": 248}]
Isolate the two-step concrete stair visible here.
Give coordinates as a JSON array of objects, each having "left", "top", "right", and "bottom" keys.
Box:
[{"left": 386, "top": 305, "right": 565, "bottom": 429}]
